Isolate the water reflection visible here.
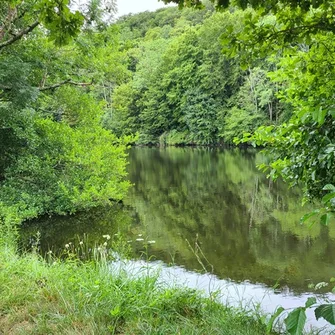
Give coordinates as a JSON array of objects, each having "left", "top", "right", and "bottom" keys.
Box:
[
  {"left": 21, "top": 147, "right": 335, "bottom": 293},
  {"left": 126, "top": 147, "right": 335, "bottom": 292},
  {"left": 20, "top": 205, "right": 132, "bottom": 253}
]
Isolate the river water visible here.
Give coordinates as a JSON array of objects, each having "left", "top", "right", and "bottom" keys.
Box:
[{"left": 21, "top": 147, "right": 335, "bottom": 332}]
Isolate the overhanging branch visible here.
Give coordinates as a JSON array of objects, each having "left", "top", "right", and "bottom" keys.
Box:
[
  {"left": 0, "top": 20, "right": 39, "bottom": 50},
  {"left": 0, "top": 79, "right": 93, "bottom": 93}
]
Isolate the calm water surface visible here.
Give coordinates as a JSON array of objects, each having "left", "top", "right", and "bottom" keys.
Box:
[
  {"left": 125, "top": 147, "right": 335, "bottom": 291},
  {"left": 21, "top": 147, "right": 335, "bottom": 329}
]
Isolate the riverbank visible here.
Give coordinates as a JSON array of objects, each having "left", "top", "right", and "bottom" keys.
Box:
[{"left": 0, "top": 238, "right": 277, "bottom": 335}]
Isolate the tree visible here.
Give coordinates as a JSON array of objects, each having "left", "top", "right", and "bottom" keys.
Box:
[
  {"left": 162, "top": 0, "right": 333, "bottom": 12},
  {"left": 109, "top": 8, "right": 277, "bottom": 145},
  {"left": 0, "top": 0, "right": 84, "bottom": 48},
  {"left": 0, "top": 0, "right": 130, "bottom": 222},
  {"left": 218, "top": 6, "right": 335, "bottom": 205}
]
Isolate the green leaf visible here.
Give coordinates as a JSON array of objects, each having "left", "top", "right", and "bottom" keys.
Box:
[
  {"left": 315, "top": 304, "right": 335, "bottom": 325},
  {"left": 110, "top": 305, "right": 121, "bottom": 317},
  {"left": 285, "top": 307, "right": 306, "bottom": 335},
  {"left": 320, "top": 213, "right": 330, "bottom": 226},
  {"left": 267, "top": 306, "right": 285, "bottom": 334},
  {"left": 305, "top": 297, "right": 317, "bottom": 308},
  {"left": 300, "top": 210, "right": 319, "bottom": 224},
  {"left": 323, "top": 184, "right": 335, "bottom": 191},
  {"left": 318, "top": 108, "right": 327, "bottom": 125},
  {"left": 322, "top": 192, "right": 335, "bottom": 205}
]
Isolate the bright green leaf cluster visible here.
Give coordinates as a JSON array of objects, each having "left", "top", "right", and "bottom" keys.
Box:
[{"left": 0, "top": 0, "right": 130, "bottom": 222}]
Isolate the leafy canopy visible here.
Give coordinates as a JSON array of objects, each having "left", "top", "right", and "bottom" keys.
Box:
[{"left": 0, "top": 0, "right": 130, "bottom": 223}]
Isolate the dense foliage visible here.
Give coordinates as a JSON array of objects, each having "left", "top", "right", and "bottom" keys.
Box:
[
  {"left": 163, "top": 0, "right": 335, "bottom": 205},
  {"left": 0, "top": 0, "right": 130, "bottom": 224},
  {"left": 105, "top": 5, "right": 284, "bottom": 145},
  {"left": 217, "top": 2, "right": 335, "bottom": 204}
]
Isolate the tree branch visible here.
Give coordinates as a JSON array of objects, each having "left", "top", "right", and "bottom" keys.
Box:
[
  {"left": 0, "top": 20, "right": 39, "bottom": 50},
  {"left": 0, "top": 6, "right": 18, "bottom": 41},
  {"left": 39, "top": 79, "right": 93, "bottom": 91},
  {"left": 0, "top": 79, "right": 93, "bottom": 93}
]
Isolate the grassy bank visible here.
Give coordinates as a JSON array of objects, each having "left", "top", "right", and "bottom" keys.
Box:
[{"left": 0, "top": 238, "right": 278, "bottom": 335}]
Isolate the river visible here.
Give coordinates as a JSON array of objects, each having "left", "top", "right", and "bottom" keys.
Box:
[{"left": 20, "top": 147, "right": 335, "bottom": 332}]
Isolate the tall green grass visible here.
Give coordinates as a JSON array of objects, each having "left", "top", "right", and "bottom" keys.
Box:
[
  {"left": 0, "top": 234, "right": 278, "bottom": 335},
  {"left": 0, "top": 207, "right": 279, "bottom": 334}
]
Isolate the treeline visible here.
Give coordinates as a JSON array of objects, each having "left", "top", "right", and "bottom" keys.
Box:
[{"left": 105, "top": 5, "right": 289, "bottom": 145}]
